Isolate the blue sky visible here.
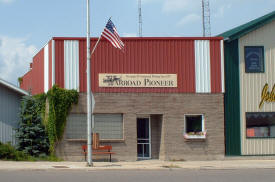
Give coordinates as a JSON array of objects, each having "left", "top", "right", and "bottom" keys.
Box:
[{"left": 0, "top": 0, "right": 274, "bottom": 85}]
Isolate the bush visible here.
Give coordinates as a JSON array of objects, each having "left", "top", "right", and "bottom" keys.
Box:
[{"left": 0, "top": 142, "right": 33, "bottom": 161}]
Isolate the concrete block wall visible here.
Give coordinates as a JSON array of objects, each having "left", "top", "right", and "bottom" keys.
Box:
[{"left": 56, "top": 93, "right": 224, "bottom": 161}]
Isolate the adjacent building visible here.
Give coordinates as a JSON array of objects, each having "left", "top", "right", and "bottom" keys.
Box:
[
  {"left": 221, "top": 11, "right": 275, "bottom": 156},
  {"left": 20, "top": 37, "right": 225, "bottom": 161},
  {"left": 0, "top": 78, "right": 29, "bottom": 145}
]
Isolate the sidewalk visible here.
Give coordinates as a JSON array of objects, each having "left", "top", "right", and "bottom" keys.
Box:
[{"left": 1, "top": 159, "right": 275, "bottom": 171}]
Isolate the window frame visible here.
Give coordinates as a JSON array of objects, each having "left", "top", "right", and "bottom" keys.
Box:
[
  {"left": 246, "top": 112, "right": 275, "bottom": 139},
  {"left": 244, "top": 46, "right": 265, "bottom": 73},
  {"left": 183, "top": 114, "right": 206, "bottom": 139},
  {"left": 65, "top": 113, "right": 124, "bottom": 142},
  {"left": 93, "top": 113, "right": 124, "bottom": 141}
]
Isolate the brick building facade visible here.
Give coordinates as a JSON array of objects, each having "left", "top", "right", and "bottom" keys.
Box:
[{"left": 56, "top": 93, "right": 224, "bottom": 161}]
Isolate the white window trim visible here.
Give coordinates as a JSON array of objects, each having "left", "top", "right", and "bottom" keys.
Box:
[{"left": 184, "top": 114, "right": 206, "bottom": 139}]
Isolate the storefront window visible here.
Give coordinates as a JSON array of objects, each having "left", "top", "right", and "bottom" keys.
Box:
[
  {"left": 184, "top": 115, "right": 206, "bottom": 139},
  {"left": 93, "top": 114, "right": 123, "bottom": 140},
  {"left": 246, "top": 112, "right": 275, "bottom": 138},
  {"left": 66, "top": 114, "right": 123, "bottom": 140}
]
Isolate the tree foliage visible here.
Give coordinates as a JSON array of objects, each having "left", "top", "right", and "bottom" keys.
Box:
[
  {"left": 16, "top": 96, "right": 49, "bottom": 157},
  {"left": 45, "top": 85, "right": 78, "bottom": 154},
  {"left": 16, "top": 85, "right": 78, "bottom": 156}
]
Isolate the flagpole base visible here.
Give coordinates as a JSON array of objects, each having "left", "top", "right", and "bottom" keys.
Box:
[{"left": 86, "top": 162, "right": 93, "bottom": 167}]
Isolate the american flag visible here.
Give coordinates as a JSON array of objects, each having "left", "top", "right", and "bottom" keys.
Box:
[{"left": 102, "top": 19, "right": 125, "bottom": 50}]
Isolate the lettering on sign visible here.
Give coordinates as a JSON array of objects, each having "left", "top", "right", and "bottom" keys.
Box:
[
  {"left": 259, "top": 83, "right": 275, "bottom": 109},
  {"left": 99, "top": 74, "right": 177, "bottom": 88}
]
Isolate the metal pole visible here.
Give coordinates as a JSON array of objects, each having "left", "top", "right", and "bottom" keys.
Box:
[
  {"left": 91, "top": 36, "right": 101, "bottom": 55},
  {"left": 86, "top": 0, "right": 93, "bottom": 167}
]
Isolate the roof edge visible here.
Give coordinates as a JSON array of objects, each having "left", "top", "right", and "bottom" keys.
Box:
[
  {"left": 52, "top": 37, "right": 224, "bottom": 41},
  {"left": 219, "top": 10, "right": 275, "bottom": 41},
  {"left": 0, "top": 78, "right": 29, "bottom": 96}
]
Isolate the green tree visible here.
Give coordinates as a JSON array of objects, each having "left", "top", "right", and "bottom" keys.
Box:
[{"left": 16, "top": 96, "right": 49, "bottom": 157}]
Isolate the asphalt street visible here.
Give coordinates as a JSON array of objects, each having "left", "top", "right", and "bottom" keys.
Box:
[{"left": 1, "top": 169, "right": 275, "bottom": 182}]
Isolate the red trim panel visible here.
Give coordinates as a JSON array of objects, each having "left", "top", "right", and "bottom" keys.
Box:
[
  {"left": 53, "top": 37, "right": 223, "bottom": 41},
  {"left": 210, "top": 40, "right": 222, "bottom": 93},
  {"left": 79, "top": 40, "right": 87, "bottom": 92},
  {"left": 55, "top": 40, "right": 64, "bottom": 88},
  {"left": 49, "top": 40, "right": 52, "bottom": 90}
]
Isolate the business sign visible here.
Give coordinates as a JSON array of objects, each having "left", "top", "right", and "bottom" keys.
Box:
[
  {"left": 245, "top": 46, "right": 264, "bottom": 73},
  {"left": 259, "top": 83, "right": 275, "bottom": 109},
  {"left": 99, "top": 74, "right": 177, "bottom": 88}
]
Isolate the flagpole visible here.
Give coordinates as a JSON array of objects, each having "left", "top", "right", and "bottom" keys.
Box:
[
  {"left": 90, "top": 17, "right": 112, "bottom": 56},
  {"left": 91, "top": 36, "right": 102, "bottom": 55},
  {"left": 86, "top": 0, "right": 93, "bottom": 167}
]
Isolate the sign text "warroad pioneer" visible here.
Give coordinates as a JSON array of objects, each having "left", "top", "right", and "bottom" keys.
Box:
[{"left": 99, "top": 74, "right": 177, "bottom": 88}]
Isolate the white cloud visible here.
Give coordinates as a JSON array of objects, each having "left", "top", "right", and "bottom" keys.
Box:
[
  {"left": 0, "top": 36, "right": 37, "bottom": 85},
  {"left": 122, "top": 33, "right": 137, "bottom": 37},
  {"left": 177, "top": 14, "right": 200, "bottom": 26},
  {"left": 0, "top": 0, "right": 14, "bottom": 4}
]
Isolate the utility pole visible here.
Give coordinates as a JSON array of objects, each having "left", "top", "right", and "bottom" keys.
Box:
[
  {"left": 202, "top": 0, "right": 211, "bottom": 37},
  {"left": 86, "top": 0, "right": 93, "bottom": 167},
  {"left": 138, "top": 0, "right": 142, "bottom": 37}
]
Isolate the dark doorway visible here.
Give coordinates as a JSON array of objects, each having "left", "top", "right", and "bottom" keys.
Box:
[{"left": 137, "top": 117, "right": 151, "bottom": 159}]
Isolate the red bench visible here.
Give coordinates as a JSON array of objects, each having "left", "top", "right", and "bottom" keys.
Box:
[
  {"left": 82, "top": 145, "right": 115, "bottom": 162},
  {"left": 82, "top": 133, "right": 115, "bottom": 162}
]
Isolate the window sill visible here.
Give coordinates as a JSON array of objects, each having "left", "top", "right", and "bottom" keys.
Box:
[
  {"left": 184, "top": 135, "right": 206, "bottom": 139},
  {"left": 184, "top": 133, "right": 206, "bottom": 141},
  {"left": 100, "top": 139, "right": 125, "bottom": 143},
  {"left": 65, "top": 139, "right": 125, "bottom": 143}
]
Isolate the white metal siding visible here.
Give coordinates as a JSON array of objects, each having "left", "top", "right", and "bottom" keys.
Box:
[
  {"left": 0, "top": 84, "right": 21, "bottom": 146},
  {"left": 195, "top": 40, "right": 211, "bottom": 93},
  {"left": 220, "top": 40, "right": 225, "bottom": 93},
  {"left": 239, "top": 20, "right": 275, "bottom": 155},
  {"left": 52, "top": 40, "right": 55, "bottom": 86},
  {"left": 44, "top": 44, "right": 49, "bottom": 93},
  {"left": 64, "top": 40, "right": 79, "bottom": 90}
]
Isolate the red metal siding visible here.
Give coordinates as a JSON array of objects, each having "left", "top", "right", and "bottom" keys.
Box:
[
  {"left": 20, "top": 70, "right": 32, "bottom": 92},
  {"left": 210, "top": 40, "right": 222, "bottom": 93},
  {"left": 55, "top": 40, "right": 64, "bottom": 88},
  {"left": 32, "top": 48, "right": 44, "bottom": 95},
  {"left": 49, "top": 37, "right": 223, "bottom": 93},
  {"left": 79, "top": 40, "right": 87, "bottom": 92},
  {"left": 49, "top": 40, "right": 52, "bottom": 90},
  {"left": 76, "top": 38, "right": 197, "bottom": 93}
]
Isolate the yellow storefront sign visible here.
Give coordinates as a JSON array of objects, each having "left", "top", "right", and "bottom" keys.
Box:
[{"left": 259, "top": 83, "right": 275, "bottom": 109}]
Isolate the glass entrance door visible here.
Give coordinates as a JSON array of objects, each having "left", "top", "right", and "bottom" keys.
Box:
[{"left": 137, "top": 117, "right": 151, "bottom": 159}]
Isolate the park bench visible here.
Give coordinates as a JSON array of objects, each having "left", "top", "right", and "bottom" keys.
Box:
[{"left": 82, "top": 133, "right": 115, "bottom": 162}]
